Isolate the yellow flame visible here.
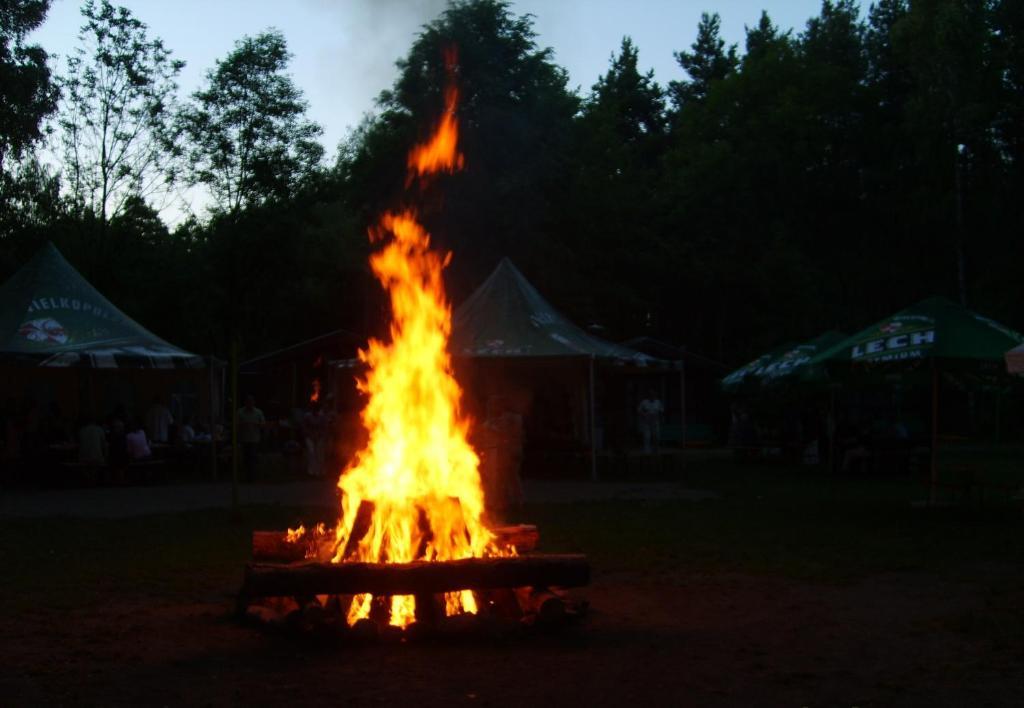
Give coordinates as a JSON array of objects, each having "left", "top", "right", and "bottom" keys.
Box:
[{"left": 330, "top": 49, "right": 507, "bottom": 630}]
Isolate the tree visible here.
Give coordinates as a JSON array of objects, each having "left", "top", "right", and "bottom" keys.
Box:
[
  {"left": 565, "top": 37, "right": 669, "bottom": 333},
  {"left": 0, "top": 0, "right": 58, "bottom": 172},
  {"left": 58, "top": 0, "right": 184, "bottom": 229},
  {"left": 669, "top": 12, "right": 738, "bottom": 110},
  {"left": 179, "top": 30, "right": 324, "bottom": 215},
  {"left": 340, "top": 0, "right": 579, "bottom": 303}
]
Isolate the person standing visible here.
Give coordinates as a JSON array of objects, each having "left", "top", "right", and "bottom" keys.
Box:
[
  {"left": 145, "top": 396, "right": 173, "bottom": 443},
  {"left": 77, "top": 417, "right": 107, "bottom": 465},
  {"left": 637, "top": 390, "right": 664, "bottom": 454},
  {"left": 237, "top": 395, "right": 265, "bottom": 483},
  {"left": 303, "top": 403, "right": 327, "bottom": 478}
]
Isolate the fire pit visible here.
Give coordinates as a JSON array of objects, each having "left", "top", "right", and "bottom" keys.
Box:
[
  {"left": 237, "top": 49, "right": 589, "bottom": 639},
  {"left": 239, "top": 523, "right": 589, "bottom": 639}
]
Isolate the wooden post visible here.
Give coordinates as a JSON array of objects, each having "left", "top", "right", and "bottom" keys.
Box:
[
  {"left": 994, "top": 390, "right": 1002, "bottom": 444},
  {"left": 929, "top": 362, "right": 939, "bottom": 505},
  {"left": 209, "top": 359, "right": 218, "bottom": 480},
  {"left": 231, "top": 338, "right": 239, "bottom": 511},
  {"left": 679, "top": 349, "right": 687, "bottom": 450},
  {"left": 828, "top": 388, "right": 837, "bottom": 473},
  {"left": 588, "top": 355, "right": 597, "bottom": 482}
]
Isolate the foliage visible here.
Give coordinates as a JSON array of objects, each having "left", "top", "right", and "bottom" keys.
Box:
[
  {"left": 56, "top": 0, "right": 184, "bottom": 227},
  {"left": 669, "top": 11, "right": 738, "bottom": 110},
  {"left": 179, "top": 30, "right": 324, "bottom": 215},
  {"left": 0, "top": 0, "right": 58, "bottom": 171},
  {"left": 340, "top": 0, "right": 579, "bottom": 302},
  {"left": 0, "top": 0, "right": 1022, "bottom": 370}
]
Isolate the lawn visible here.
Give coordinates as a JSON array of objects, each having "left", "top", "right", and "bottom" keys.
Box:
[{"left": 2, "top": 458, "right": 1023, "bottom": 706}]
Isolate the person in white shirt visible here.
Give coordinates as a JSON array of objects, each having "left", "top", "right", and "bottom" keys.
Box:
[
  {"left": 145, "top": 396, "right": 173, "bottom": 443},
  {"left": 237, "top": 395, "right": 265, "bottom": 482},
  {"left": 78, "top": 417, "right": 107, "bottom": 465},
  {"left": 125, "top": 419, "right": 151, "bottom": 459},
  {"left": 637, "top": 390, "right": 664, "bottom": 453}
]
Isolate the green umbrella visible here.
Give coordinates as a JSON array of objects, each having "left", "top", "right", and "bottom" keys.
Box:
[
  {"left": 722, "top": 330, "right": 847, "bottom": 394},
  {"left": 809, "top": 296, "right": 1024, "bottom": 501},
  {"left": 811, "top": 296, "right": 1022, "bottom": 371}
]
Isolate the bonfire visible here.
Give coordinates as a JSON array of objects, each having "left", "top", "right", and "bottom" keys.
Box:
[{"left": 239, "top": 51, "right": 589, "bottom": 637}]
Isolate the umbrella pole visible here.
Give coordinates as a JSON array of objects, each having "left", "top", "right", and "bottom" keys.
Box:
[
  {"left": 930, "top": 362, "right": 939, "bottom": 505},
  {"left": 209, "top": 361, "right": 218, "bottom": 480},
  {"left": 828, "top": 389, "right": 837, "bottom": 473},
  {"left": 231, "top": 338, "right": 239, "bottom": 512},
  {"left": 589, "top": 355, "right": 597, "bottom": 482},
  {"left": 680, "top": 349, "right": 687, "bottom": 450}
]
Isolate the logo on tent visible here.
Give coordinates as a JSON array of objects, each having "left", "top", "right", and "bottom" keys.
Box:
[{"left": 19, "top": 318, "right": 69, "bottom": 344}]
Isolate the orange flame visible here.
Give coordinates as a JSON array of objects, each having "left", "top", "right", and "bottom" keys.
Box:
[
  {"left": 310, "top": 379, "right": 321, "bottom": 404},
  {"left": 331, "top": 49, "right": 503, "bottom": 629},
  {"left": 408, "top": 48, "right": 464, "bottom": 178}
]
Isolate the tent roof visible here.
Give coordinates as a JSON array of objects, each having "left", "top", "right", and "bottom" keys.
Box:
[
  {"left": 721, "top": 330, "right": 846, "bottom": 392},
  {"left": 621, "top": 336, "right": 728, "bottom": 371},
  {"left": 0, "top": 242, "right": 204, "bottom": 368},
  {"left": 241, "top": 328, "right": 362, "bottom": 373},
  {"left": 811, "top": 296, "right": 1023, "bottom": 369},
  {"left": 450, "top": 258, "right": 656, "bottom": 364}
]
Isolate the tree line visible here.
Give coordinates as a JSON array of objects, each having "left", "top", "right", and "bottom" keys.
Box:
[{"left": 1, "top": 0, "right": 1022, "bottom": 365}]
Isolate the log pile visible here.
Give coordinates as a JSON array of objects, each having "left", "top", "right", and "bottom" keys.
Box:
[
  {"left": 251, "top": 524, "right": 540, "bottom": 563},
  {"left": 239, "top": 523, "right": 589, "bottom": 640}
]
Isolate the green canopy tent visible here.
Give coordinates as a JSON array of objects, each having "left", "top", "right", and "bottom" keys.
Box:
[
  {"left": 450, "top": 258, "right": 656, "bottom": 363},
  {"left": 809, "top": 296, "right": 1024, "bottom": 500},
  {"left": 0, "top": 243, "right": 221, "bottom": 473},
  {"left": 452, "top": 258, "right": 660, "bottom": 480},
  {"left": 721, "top": 331, "right": 846, "bottom": 467},
  {"left": 1007, "top": 344, "right": 1024, "bottom": 375},
  {"left": 0, "top": 242, "right": 205, "bottom": 369},
  {"left": 721, "top": 330, "right": 847, "bottom": 394}
]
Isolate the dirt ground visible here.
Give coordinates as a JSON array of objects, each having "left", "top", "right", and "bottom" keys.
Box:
[{"left": 2, "top": 565, "right": 1021, "bottom": 707}]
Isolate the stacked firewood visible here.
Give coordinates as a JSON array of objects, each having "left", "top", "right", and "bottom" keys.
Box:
[{"left": 238, "top": 524, "right": 590, "bottom": 640}]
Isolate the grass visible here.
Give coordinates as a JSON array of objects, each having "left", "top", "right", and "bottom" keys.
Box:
[{"left": 2, "top": 454, "right": 1022, "bottom": 615}]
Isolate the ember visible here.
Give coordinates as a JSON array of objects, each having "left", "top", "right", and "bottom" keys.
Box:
[{"left": 239, "top": 49, "right": 589, "bottom": 638}]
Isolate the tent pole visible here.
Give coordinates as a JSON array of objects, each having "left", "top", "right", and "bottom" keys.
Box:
[
  {"left": 828, "top": 388, "right": 837, "bottom": 473},
  {"left": 231, "top": 338, "right": 239, "bottom": 512},
  {"left": 994, "top": 391, "right": 1001, "bottom": 444},
  {"left": 589, "top": 355, "right": 597, "bottom": 482},
  {"left": 209, "top": 360, "right": 218, "bottom": 480},
  {"left": 679, "top": 348, "right": 687, "bottom": 450},
  {"left": 930, "top": 361, "right": 939, "bottom": 505}
]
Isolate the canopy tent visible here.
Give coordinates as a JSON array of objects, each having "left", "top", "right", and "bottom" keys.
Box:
[
  {"left": 721, "top": 330, "right": 847, "bottom": 394},
  {"left": 0, "top": 242, "right": 204, "bottom": 368},
  {"left": 449, "top": 258, "right": 658, "bottom": 479},
  {"left": 1007, "top": 343, "right": 1024, "bottom": 375},
  {"left": 0, "top": 244, "right": 221, "bottom": 474},
  {"left": 811, "top": 296, "right": 1023, "bottom": 373},
  {"left": 809, "top": 296, "right": 1024, "bottom": 500},
  {"left": 452, "top": 258, "right": 660, "bottom": 479},
  {"left": 621, "top": 336, "right": 728, "bottom": 447},
  {"left": 451, "top": 257, "right": 655, "bottom": 364}
]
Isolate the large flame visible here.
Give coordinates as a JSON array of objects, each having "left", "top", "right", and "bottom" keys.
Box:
[{"left": 330, "top": 49, "right": 501, "bottom": 628}]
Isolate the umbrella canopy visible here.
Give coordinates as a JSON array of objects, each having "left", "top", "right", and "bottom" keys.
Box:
[
  {"left": 722, "top": 330, "right": 846, "bottom": 393},
  {"left": 451, "top": 257, "right": 655, "bottom": 365},
  {"left": 809, "top": 296, "right": 1023, "bottom": 373},
  {"left": 0, "top": 242, "right": 204, "bottom": 368}
]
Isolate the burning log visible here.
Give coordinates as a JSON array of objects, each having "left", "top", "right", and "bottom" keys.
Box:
[
  {"left": 516, "top": 587, "right": 566, "bottom": 624},
  {"left": 493, "top": 524, "right": 539, "bottom": 552},
  {"left": 250, "top": 524, "right": 540, "bottom": 563},
  {"left": 241, "top": 554, "right": 589, "bottom": 600}
]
